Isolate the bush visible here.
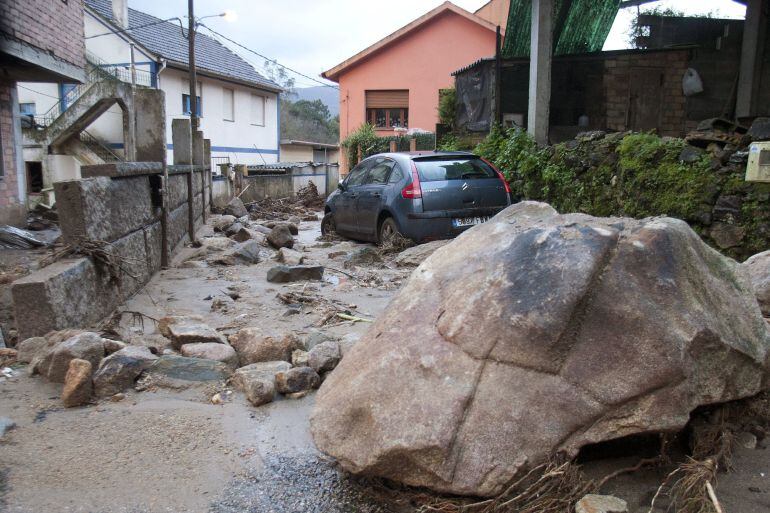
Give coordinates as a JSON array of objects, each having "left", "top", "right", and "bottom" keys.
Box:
[
  {"left": 474, "top": 127, "right": 770, "bottom": 260},
  {"left": 342, "top": 124, "right": 436, "bottom": 167}
]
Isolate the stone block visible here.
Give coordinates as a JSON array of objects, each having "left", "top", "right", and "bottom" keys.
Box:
[
  {"left": 12, "top": 258, "right": 119, "bottom": 340},
  {"left": 108, "top": 229, "right": 150, "bottom": 299},
  {"left": 172, "top": 118, "right": 192, "bottom": 165},
  {"left": 167, "top": 203, "right": 189, "bottom": 252},
  {"left": 54, "top": 176, "right": 154, "bottom": 243},
  {"left": 193, "top": 131, "right": 204, "bottom": 166},
  {"left": 81, "top": 162, "right": 163, "bottom": 179},
  {"left": 144, "top": 221, "right": 163, "bottom": 273},
  {"left": 166, "top": 173, "right": 188, "bottom": 210}
]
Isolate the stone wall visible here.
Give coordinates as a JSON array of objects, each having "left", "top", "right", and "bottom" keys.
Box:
[{"left": 12, "top": 162, "right": 215, "bottom": 339}]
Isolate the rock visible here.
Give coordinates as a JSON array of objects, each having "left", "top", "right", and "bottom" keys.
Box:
[
  {"left": 736, "top": 431, "right": 758, "bottom": 449},
  {"left": 33, "top": 332, "right": 108, "bottom": 383},
  {"left": 743, "top": 250, "right": 770, "bottom": 316},
  {"left": 211, "top": 296, "right": 234, "bottom": 313},
  {"left": 343, "top": 247, "right": 383, "bottom": 268},
  {"left": 292, "top": 349, "right": 309, "bottom": 367},
  {"left": 308, "top": 341, "right": 341, "bottom": 373},
  {"left": 0, "top": 417, "right": 16, "bottom": 437},
  {"left": 275, "top": 367, "right": 321, "bottom": 394},
  {"left": 338, "top": 333, "right": 361, "bottom": 357},
  {"left": 140, "top": 355, "right": 232, "bottom": 390},
  {"left": 749, "top": 117, "right": 770, "bottom": 141},
  {"left": 202, "top": 236, "right": 236, "bottom": 253},
  {"left": 223, "top": 197, "right": 248, "bottom": 218},
  {"left": 709, "top": 222, "right": 746, "bottom": 249},
  {"left": 16, "top": 336, "right": 53, "bottom": 363},
  {"left": 253, "top": 225, "right": 272, "bottom": 235},
  {"left": 213, "top": 215, "right": 237, "bottom": 232},
  {"left": 266, "top": 265, "right": 324, "bottom": 283},
  {"left": 712, "top": 195, "right": 742, "bottom": 222},
  {"left": 61, "top": 358, "right": 93, "bottom": 407},
  {"left": 277, "top": 247, "right": 304, "bottom": 265},
  {"left": 208, "top": 240, "right": 261, "bottom": 265},
  {"left": 678, "top": 145, "right": 704, "bottom": 164},
  {"left": 93, "top": 346, "right": 158, "bottom": 397},
  {"left": 180, "top": 342, "right": 239, "bottom": 369},
  {"left": 225, "top": 222, "right": 244, "bottom": 236},
  {"left": 575, "top": 130, "right": 606, "bottom": 142},
  {"left": 310, "top": 202, "right": 770, "bottom": 497},
  {"left": 394, "top": 240, "right": 451, "bottom": 267},
  {"left": 228, "top": 328, "right": 301, "bottom": 365},
  {"left": 229, "top": 227, "right": 252, "bottom": 243},
  {"left": 158, "top": 315, "right": 203, "bottom": 337},
  {"left": 575, "top": 494, "right": 628, "bottom": 513},
  {"left": 231, "top": 361, "right": 291, "bottom": 406},
  {"left": 161, "top": 317, "right": 227, "bottom": 350},
  {"left": 103, "top": 339, "right": 127, "bottom": 355},
  {"left": 267, "top": 225, "right": 295, "bottom": 249}
]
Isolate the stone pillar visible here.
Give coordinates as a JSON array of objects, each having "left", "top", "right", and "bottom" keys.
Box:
[
  {"left": 736, "top": 0, "right": 768, "bottom": 118},
  {"left": 203, "top": 138, "right": 211, "bottom": 221},
  {"left": 389, "top": 140, "right": 397, "bottom": 152},
  {"left": 409, "top": 138, "right": 417, "bottom": 152},
  {"left": 527, "top": 0, "right": 553, "bottom": 146},
  {"left": 121, "top": 100, "right": 137, "bottom": 161},
  {"left": 171, "top": 118, "right": 192, "bottom": 165},
  {"left": 192, "top": 131, "right": 204, "bottom": 166}
]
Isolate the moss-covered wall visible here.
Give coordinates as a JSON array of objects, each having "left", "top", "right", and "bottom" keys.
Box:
[{"left": 476, "top": 128, "right": 770, "bottom": 261}]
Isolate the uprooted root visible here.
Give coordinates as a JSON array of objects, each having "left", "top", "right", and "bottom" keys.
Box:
[
  {"left": 378, "top": 233, "right": 414, "bottom": 255},
  {"left": 648, "top": 458, "right": 722, "bottom": 513},
  {"left": 412, "top": 458, "right": 593, "bottom": 513},
  {"left": 41, "top": 238, "right": 140, "bottom": 287}
]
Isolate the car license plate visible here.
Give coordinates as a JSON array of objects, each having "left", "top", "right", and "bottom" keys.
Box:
[{"left": 452, "top": 216, "right": 490, "bottom": 227}]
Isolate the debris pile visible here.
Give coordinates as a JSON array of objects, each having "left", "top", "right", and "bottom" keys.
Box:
[
  {"left": 245, "top": 185, "right": 322, "bottom": 222},
  {"left": 310, "top": 202, "right": 769, "bottom": 497}
]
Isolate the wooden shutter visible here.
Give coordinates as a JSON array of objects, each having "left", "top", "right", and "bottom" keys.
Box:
[{"left": 365, "top": 90, "right": 408, "bottom": 108}]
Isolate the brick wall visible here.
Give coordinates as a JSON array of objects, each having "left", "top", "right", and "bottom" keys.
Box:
[
  {"left": 0, "top": 0, "right": 86, "bottom": 70},
  {"left": 0, "top": 80, "right": 25, "bottom": 226},
  {"left": 604, "top": 50, "right": 689, "bottom": 137}
]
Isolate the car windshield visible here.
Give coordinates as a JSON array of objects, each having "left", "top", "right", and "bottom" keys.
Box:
[{"left": 414, "top": 157, "right": 497, "bottom": 182}]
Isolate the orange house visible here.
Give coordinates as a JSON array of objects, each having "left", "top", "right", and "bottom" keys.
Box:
[{"left": 322, "top": 1, "right": 501, "bottom": 172}]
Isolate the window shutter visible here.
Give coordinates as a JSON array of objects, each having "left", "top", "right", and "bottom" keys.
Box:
[{"left": 365, "top": 90, "right": 408, "bottom": 108}]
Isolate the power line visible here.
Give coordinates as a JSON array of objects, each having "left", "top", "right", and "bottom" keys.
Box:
[
  {"left": 198, "top": 23, "right": 338, "bottom": 90},
  {"left": 16, "top": 84, "right": 61, "bottom": 100},
  {"left": 85, "top": 16, "right": 185, "bottom": 39}
]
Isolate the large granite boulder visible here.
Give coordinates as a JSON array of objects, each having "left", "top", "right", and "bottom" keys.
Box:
[
  {"left": 310, "top": 202, "right": 770, "bottom": 497},
  {"left": 743, "top": 250, "right": 770, "bottom": 316}
]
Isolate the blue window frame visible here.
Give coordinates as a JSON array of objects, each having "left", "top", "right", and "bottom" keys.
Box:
[
  {"left": 182, "top": 94, "right": 202, "bottom": 116},
  {"left": 19, "top": 103, "right": 36, "bottom": 116}
]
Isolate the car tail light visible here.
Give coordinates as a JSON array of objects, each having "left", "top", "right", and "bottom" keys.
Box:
[
  {"left": 402, "top": 162, "right": 423, "bottom": 199},
  {"left": 482, "top": 157, "right": 511, "bottom": 194}
]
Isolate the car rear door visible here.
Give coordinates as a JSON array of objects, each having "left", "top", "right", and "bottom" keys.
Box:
[
  {"left": 355, "top": 157, "right": 396, "bottom": 238},
  {"left": 414, "top": 156, "right": 509, "bottom": 221},
  {"left": 335, "top": 161, "right": 370, "bottom": 234}
]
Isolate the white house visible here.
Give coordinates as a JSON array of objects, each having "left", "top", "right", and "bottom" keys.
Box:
[{"left": 18, "top": 0, "right": 281, "bottom": 173}]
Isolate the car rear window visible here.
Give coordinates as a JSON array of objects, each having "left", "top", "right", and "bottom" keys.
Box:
[{"left": 413, "top": 157, "right": 497, "bottom": 182}]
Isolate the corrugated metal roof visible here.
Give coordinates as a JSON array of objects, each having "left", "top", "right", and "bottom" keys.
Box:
[
  {"left": 502, "top": 0, "right": 620, "bottom": 58},
  {"left": 85, "top": 0, "right": 280, "bottom": 91}
]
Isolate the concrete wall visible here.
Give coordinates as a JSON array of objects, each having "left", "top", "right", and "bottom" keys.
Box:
[
  {"left": 0, "top": 81, "right": 26, "bottom": 226},
  {"left": 12, "top": 161, "right": 217, "bottom": 339},
  {"left": 212, "top": 176, "right": 233, "bottom": 209},
  {"left": 241, "top": 163, "right": 339, "bottom": 202},
  {"left": 279, "top": 143, "right": 340, "bottom": 164}
]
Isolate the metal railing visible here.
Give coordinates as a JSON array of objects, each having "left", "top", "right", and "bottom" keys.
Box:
[
  {"left": 32, "top": 51, "right": 156, "bottom": 128},
  {"left": 79, "top": 130, "right": 123, "bottom": 162}
]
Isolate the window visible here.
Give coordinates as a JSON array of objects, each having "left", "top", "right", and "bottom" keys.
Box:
[
  {"left": 365, "top": 90, "right": 408, "bottom": 129},
  {"left": 345, "top": 161, "right": 370, "bottom": 187},
  {"left": 365, "top": 159, "right": 395, "bottom": 185},
  {"left": 250, "top": 94, "right": 265, "bottom": 126},
  {"left": 388, "top": 165, "right": 405, "bottom": 184},
  {"left": 413, "top": 157, "right": 497, "bottom": 182},
  {"left": 183, "top": 81, "right": 202, "bottom": 116},
  {"left": 19, "top": 103, "right": 36, "bottom": 116},
  {"left": 223, "top": 88, "right": 234, "bottom": 121}
]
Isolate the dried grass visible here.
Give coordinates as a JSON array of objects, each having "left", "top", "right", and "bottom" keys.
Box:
[{"left": 40, "top": 237, "right": 140, "bottom": 287}]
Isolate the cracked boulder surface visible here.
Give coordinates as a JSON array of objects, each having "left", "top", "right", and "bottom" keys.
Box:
[{"left": 310, "top": 201, "right": 770, "bottom": 497}]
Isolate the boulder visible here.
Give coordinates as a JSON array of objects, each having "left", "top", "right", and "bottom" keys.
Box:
[
  {"left": 277, "top": 247, "right": 304, "bottom": 265},
  {"left": 266, "top": 265, "right": 324, "bottom": 283},
  {"left": 267, "top": 225, "right": 294, "bottom": 249},
  {"left": 213, "top": 215, "right": 237, "bottom": 232},
  {"left": 228, "top": 328, "right": 301, "bottom": 365},
  {"left": 140, "top": 355, "right": 232, "bottom": 390},
  {"left": 310, "top": 202, "right": 770, "bottom": 497},
  {"left": 223, "top": 197, "right": 248, "bottom": 218},
  {"left": 308, "top": 341, "right": 341, "bottom": 373},
  {"left": 229, "top": 227, "right": 253, "bottom": 243},
  {"left": 225, "top": 222, "right": 244, "bottom": 236},
  {"left": 208, "top": 240, "right": 261, "bottom": 266},
  {"left": 292, "top": 349, "right": 309, "bottom": 367},
  {"left": 61, "top": 359, "right": 93, "bottom": 407},
  {"left": 231, "top": 361, "right": 291, "bottom": 406},
  {"left": 253, "top": 225, "right": 272, "bottom": 235},
  {"left": 93, "top": 346, "right": 158, "bottom": 397},
  {"left": 275, "top": 367, "right": 321, "bottom": 394},
  {"left": 16, "top": 336, "right": 52, "bottom": 363},
  {"left": 743, "top": 250, "right": 770, "bottom": 316},
  {"left": 160, "top": 317, "right": 227, "bottom": 350},
  {"left": 33, "top": 332, "right": 108, "bottom": 383},
  {"left": 395, "top": 240, "right": 451, "bottom": 267},
  {"left": 575, "top": 495, "right": 628, "bottom": 513},
  {"left": 180, "top": 342, "right": 239, "bottom": 369}
]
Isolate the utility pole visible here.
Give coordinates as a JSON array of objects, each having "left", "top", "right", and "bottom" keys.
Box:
[{"left": 188, "top": 0, "right": 199, "bottom": 143}]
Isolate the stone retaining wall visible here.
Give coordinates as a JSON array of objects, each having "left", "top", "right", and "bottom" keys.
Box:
[{"left": 12, "top": 161, "right": 215, "bottom": 339}]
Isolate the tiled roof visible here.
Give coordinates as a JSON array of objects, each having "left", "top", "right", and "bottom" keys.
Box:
[{"left": 85, "top": 0, "right": 281, "bottom": 91}]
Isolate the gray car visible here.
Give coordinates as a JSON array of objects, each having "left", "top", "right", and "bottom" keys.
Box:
[{"left": 322, "top": 151, "right": 511, "bottom": 243}]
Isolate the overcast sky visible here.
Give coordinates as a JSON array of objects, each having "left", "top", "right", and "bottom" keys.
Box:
[{"left": 127, "top": 0, "right": 747, "bottom": 89}]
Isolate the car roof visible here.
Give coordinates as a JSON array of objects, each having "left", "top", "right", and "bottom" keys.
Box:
[{"left": 366, "top": 151, "right": 478, "bottom": 162}]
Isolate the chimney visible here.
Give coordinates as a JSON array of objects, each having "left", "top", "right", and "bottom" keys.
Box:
[{"left": 112, "top": 0, "right": 129, "bottom": 29}]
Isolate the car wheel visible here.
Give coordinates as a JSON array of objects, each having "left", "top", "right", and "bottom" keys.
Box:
[
  {"left": 321, "top": 213, "right": 336, "bottom": 235},
  {"left": 378, "top": 217, "right": 400, "bottom": 244}
]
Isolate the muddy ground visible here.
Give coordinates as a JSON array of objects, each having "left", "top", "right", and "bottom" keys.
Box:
[{"left": 1, "top": 216, "right": 769, "bottom": 513}]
